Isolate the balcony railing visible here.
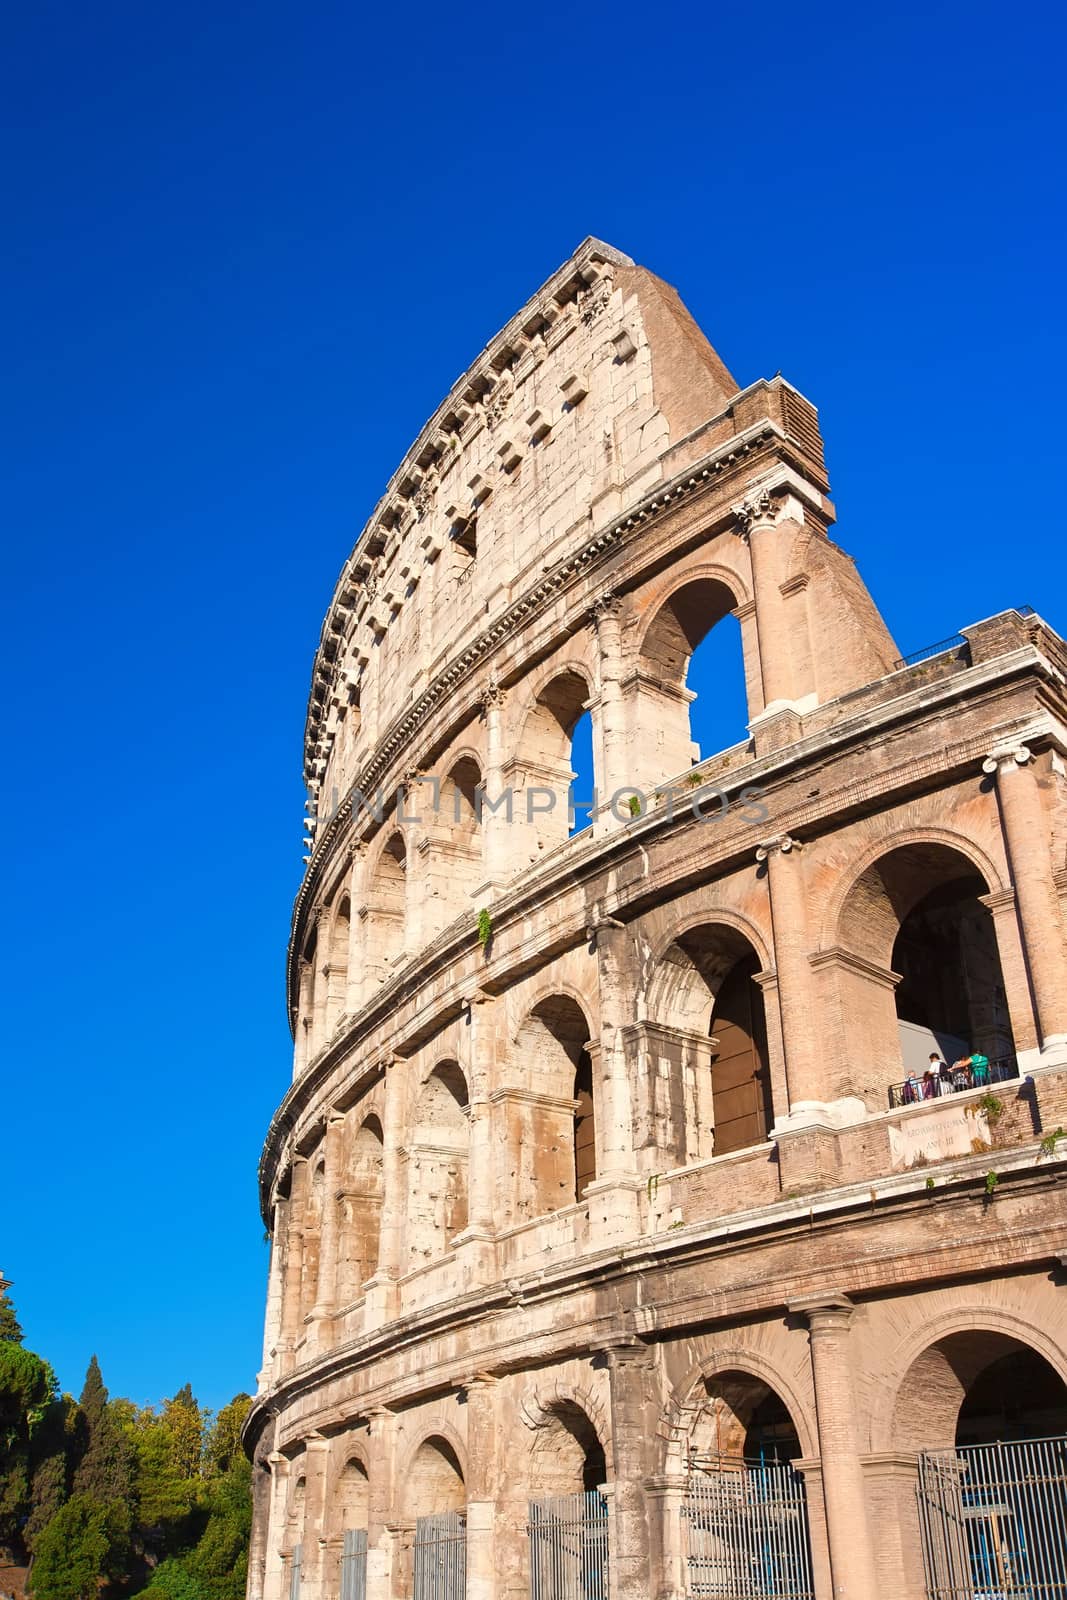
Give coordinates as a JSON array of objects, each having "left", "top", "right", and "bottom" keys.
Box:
[{"left": 888, "top": 1057, "right": 1019, "bottom": 1110}]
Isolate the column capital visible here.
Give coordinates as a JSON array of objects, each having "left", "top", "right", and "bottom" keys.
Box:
[
  {"left": 478, "top": 674, "right": 506, "bottom": 713},
  {"left": 590, "top": 591, "right": 624, "bottom": 627},
  {"left": 788, "top": 1290, "right": 856, "bottom": 1330},
  {"left": 755, "top": 833, "right": 802, "bottom": 861},
  {"left": 983, "top": 741, "right": 1034, "bottom": 775}
]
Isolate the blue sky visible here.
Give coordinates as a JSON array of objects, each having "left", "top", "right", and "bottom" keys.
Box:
[{"left": 2, "top": 0, "right": 1065, "bottom": 1412}]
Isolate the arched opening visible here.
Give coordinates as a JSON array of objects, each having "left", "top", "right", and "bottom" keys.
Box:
[
  {"left": 296, "top": 927, "right": 318, "bottom": 1076},
  {"left": 424, "top": 757, "right": 484, "bottom": 937},
  {"left": 366, "top": 830, "right": 407, "bottom": 986},
  {"left": 512, "top": 996, "right": 595, "bottom": 1220},
  {"left": 285, "top": 1466, "right": 306, "bottom": 1560},
  {"left": 406, "top": 1436, "right": 466, "bottom": 1519},
  {"left": 517, "top": 670, "right": 591, "bottom": 858},
  {"left": 530, "top": 1403, "right": 607, "bottom": 1495},
  {"left": 653, "top": 925, "right": 772, "bottom": 1161},
  {"left": 569, "top": 708, "right": 594, "bottom": 836},
  {"left": 838, "top": 844, "right": 1016, "bottom": 1092},
  {"left": 303, "top": 1157, "right": 325, "bottom": 1318},
  {"left": 325, "top": 895, "right": 350, "bottom": 1033},
  {"left": 635, "top": 578, "right": 748, "bottom": 791},
  {"left": 407, "top": 1062, "right": 470, "bottom": 1265},
  {"left": 407, "top": 1436, "right": 467, "bottom": 1599},
  {"left": 337, "top": 1113, "right": 384, "bottom": 1302},
  {"left": 333, "top": 1454, "right": 370, "bottom": 1529},
  {"left": 894, "top": 1331, "right": 1067, "bottom": 1452},
  {"left": 685, "top": 1372, "right": 812, "bottom": 1598},
  {"left": 527, "top": 1404, "right": 609, "bottom": 1599}
]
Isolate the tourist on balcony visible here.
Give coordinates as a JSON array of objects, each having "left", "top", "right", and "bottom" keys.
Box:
[
  {"left": 951, "top": 1057, "right": 974, "bottom": 1091},
  {"left": 921, "top": 1069, "right": 938, "bottom": 1099},
  {"left": 970, "top": 1052, "right": 991, "bottom": 1086},
  {"left": 930, "top": 1053, "right": 950, "bottom": 1094}
]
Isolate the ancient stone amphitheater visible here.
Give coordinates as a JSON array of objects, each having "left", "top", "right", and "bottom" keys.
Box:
[{"left": 245, "top": 240, "right": 1067, "bottom": 1600}]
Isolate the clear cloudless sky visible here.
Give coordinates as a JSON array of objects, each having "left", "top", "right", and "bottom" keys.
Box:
[{"left": 2, "top": 0, "right": 1065, "bottom": 1412}]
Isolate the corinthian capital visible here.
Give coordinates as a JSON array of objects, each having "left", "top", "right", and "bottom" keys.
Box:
[{"left": 590, "top": 592, "right": 623, "bottom": 629}]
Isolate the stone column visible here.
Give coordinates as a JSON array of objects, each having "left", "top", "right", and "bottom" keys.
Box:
[
  {"left": 979, "top": 887, "right": 1038, "bottom": 1059},
  {"left": 365, "top": 1060, "right": 405, "bottom": 1326},
  {"left": 464, "top": 1375, "right": 499, "bottom": 1600},
  {"left": 366, "top": 1407, "right": 399, "bottom": 1600},
  {"left": 279, "top": 1156, "right": 309, "bottom": 1374},
  {"left": 258, "top": 1195, "right": 287, "bottom": 1392},
  {"left": 477, "top": 677, "right": 511, "bottom": 895},
  {"left": 735, "top": 488, "right": 816, "bottom": 752},
  {"left": 453, "top": 993, "right": 498, "bottom": 1283},
  {"left": 733, "top": 598, "right": 765, "bottom": 722},
  {"left": 262, "top": 1452, "right": 291, "bottom": 1600},
  {"left": 644, "top": 1474, "right": 687, "bottom": 1600},
  {"left": 294, "top": 957, "right": 314, "bottom": 1080},
  {"left": 791, "top": 1295, "right": 879, "bottom": 1600},
  {"left": 591, "top": 594, "right": 627, "bottom": 834},
  {"left": 758, "top": 837, "right": 810, "bottom": 1111},
  {"left": 983, "top": 743, "right": 1067, "bottom": 1068},
  {"left": 300, "top": 1432, "right": 331, "bottom": 1599},
  {"left": 346, "top": 845, "right": 368, "bottom": 1012},
  {"left": 308, "top": 1112, "right": 346, "bottom": 1351},
  {"left": 584, "top": 920, "right": 642, "bottom": 1241},
  {"left": 604, "top": 1345, "right": 658, "bottom": 1600}
]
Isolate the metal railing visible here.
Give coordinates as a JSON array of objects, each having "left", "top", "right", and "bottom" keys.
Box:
[
  {"left": 683, "top": 1459, "right": 815, "bottom": 1598},
  {"left": 528, "top": 1489, "right": 610, "bottom": 1600},
  {"left": 341, "top": 1527, "right": 368, "bottom": 1600},
  {"left": 894, "top": 634, "right": 971, "bottom": 671},
  {"left": 917, "top": 1435, "right": 1067, "bottom": 1598},
  {"left": 888, "top": 1057, "right": 1019, "bottom": 1110},
  {"left": 288, "top": 1543, "right": 302, "bottom": 1600},
  {"left": 413, "top": 1510, "right": 466, "bottom": 1600}
]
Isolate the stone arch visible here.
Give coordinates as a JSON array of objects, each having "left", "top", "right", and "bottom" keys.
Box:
[
  {"left": 324, "top": 894, "right": 350, "bottom": 1034},
  {"left": 511, "top": 995, "right": 596, "bottom": 1216},
  {"left": 400, "top": 1430, "right": 467, "bottom": 1519},
  {"left": 364, "top": 828, "right": 408, "bottom": 984},
  {"left": 519, "top": 1378, "right": 613, "bottom": 1465},
  {"left": 870, "top": 1299, "right": 1067, "bottom": 1453},
  {"left": 406, "top": 1061, "right": 470, "bottom": 1265},
  {"left": 337, "top": 1112, "right": 384, "bottom": 1301},
  {"left": 331, "top": 1448, "right": 370, "bottom": 1529},
  {"left": 647, "top": 919, "right": 774, "bottom": 1158},
  {"left": 634, "top": 572, "right": 750, "bottom": 786},
  {"left": 423, "top": 754, "right": 484, "bottom": 939},
  {"left": 513, "top": 665, "right": 593, "bottom": 855},
  {"left": 528, "top": 1401, "right": 608, "bottom": 1494},
  {"left": 889, "top": 1327, "right": 1067, "bottom": 1451},
  {"left": 667, "top": 1351, "right": 816, "bottom": 1471},
  {"left": 829, "top": 832, "right": 1015, "bottom": 1081},
  {"left": 285, "top": 1459, "right": 307, "bottom": 1552}
]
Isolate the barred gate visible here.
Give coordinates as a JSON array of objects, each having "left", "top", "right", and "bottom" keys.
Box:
[
  {"left": 288, "top": 1543, "right": 302, "bottom": 1600},
  {"left": 413, "top": 1510, "right": 467, "bottom": 1600},
  {"left": 527, "top": 1489, "right": 610, "bottom": 1600},
  {"left": 917, "top": 1435, "right": 1067, "bottom": 1598},
  {"left": 683, "top": 1460, "right": 815, "bottom": 1599},
  {"left": 341, "top": 1527, "right": 368, "bottom": 1600}
]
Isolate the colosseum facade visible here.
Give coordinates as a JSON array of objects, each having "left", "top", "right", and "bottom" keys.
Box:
[{"left": 245, "top": 239, "right": 1067, "bottom": 1600}]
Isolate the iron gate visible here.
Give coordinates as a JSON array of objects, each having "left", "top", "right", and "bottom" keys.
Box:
[
  {"left": 683, "top": 1460, "right": 815, "bottom": 1599},
  {"left": 341, "top": 1527, "right": 368, "bottom": 1600},
  {"left": 527, "top": 1489, "right": 610, "bottom": 1600},
  {"left": 413, "top": 1510, "right": 466, "bottom": 1600},
  {"left": 288, "top": 1543, "right": 302, "bottom": 1600},
  {"left": 917, "top": 1436, "right": 1067, "bottom": 1598}
]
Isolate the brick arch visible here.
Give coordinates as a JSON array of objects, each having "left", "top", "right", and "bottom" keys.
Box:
[
  {"left": 397, "top": 1420, "right": 468, "bottom": 1494},
  {"left": 647, "top": 906, "right": 772, "bottom": 987},
  {"left": 518, "top": 1376, "right": 612, "bottom": 1461},
  {"left": 512, "top": 657, "right": 595, "bottom": 732},
  {"left": 633, "top": 558, "right": 751, "bottom": 633},
  {"left": 664, "top": 1345, "right": 817, "bottom": 1471},
  {"left": 819, "top": 824, "right": 1006, "bottom": 957},
  {"left": 868, "top": 1298, "right": 1067, "bottom": 1453},
  {"left": 636, "top": 566, "right": 748, "bottom": 680},
  {"left": 511, "top": 983, "right": 597, "bottom": 1048}
]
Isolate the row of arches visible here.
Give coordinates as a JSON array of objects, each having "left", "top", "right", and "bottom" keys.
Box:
[{"left": 281, "top": 836, "right": 1022, "bottom": 1329}]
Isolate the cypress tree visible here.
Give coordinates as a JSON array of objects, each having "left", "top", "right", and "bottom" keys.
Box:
[
  {"left": 72, "top": 1355, "right": 135, "bottom": 1510},
  {"left": 0, "top": 1286, "right": 23, "bottom": 1344}
]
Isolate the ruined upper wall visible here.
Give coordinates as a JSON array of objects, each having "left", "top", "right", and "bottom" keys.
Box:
[{"left": 304, "top": 239, "right": 768, "bottom": 810}]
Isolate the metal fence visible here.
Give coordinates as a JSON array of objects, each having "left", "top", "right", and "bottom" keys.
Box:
[
  {"left": 288, "top": 1543, "right": 302, "bottom": 1600},
  {"left": 341, "top": 1527, "right": 368, "bottom": 1600},
  {"left": 527, "top": 1489, "right": 610, "bottom": 1600},
  {"left": 888, "top": 1057, "right": 1019, "bottom": 1109},
  {"left": 917, "top": 1435, "right": 1067, "bottom": 1598},
  {"left": 413, "top": 1510, "right": 466, "bottom": 1600},
  {"left": 683, "top": 1460, "right": 815, "bottom": 1599}
]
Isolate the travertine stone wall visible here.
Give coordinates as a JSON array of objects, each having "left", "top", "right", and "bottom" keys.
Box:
[{"left": 247, "top": 241, "right": 1067, "bottom": 1600}]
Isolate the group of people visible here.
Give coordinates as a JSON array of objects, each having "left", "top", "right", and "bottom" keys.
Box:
[{"left": 901, "top": 1050, "right": 992, "bottom": 1103}]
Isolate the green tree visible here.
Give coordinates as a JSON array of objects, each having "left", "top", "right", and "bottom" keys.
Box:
[
  {"left": 202, "top": 1395, "right": 251, "bottom": 1478},
  {"left": 0, "top": 1287, "right": 23, "bottom": 1344},
  {"left": 27, "top": 1491, "right": 128, "bottom": 1600},
  {"left": 72, "top": 1356, "right": 136, "bottom": 1510},
  {"left": 0, "top": 1341, "right": 58, "bottom": 1553}
]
